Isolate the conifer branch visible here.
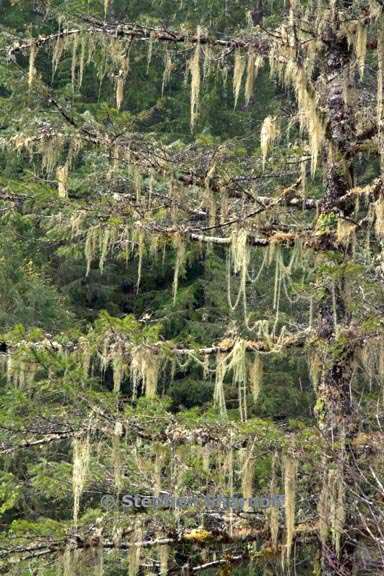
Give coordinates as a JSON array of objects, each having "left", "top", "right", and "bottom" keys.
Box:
[{"left": 5, "top": 23, "right": 269, "bottom": 60}]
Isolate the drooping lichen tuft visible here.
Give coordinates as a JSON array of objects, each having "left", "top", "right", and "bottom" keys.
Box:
[
  {"left": 269, "top": 453, "right": 279, "bottom": 551},
  {"left": 57, "top": 164, "right": 69, "bottom": 198},
  {"left": 159, "top": 541, "right": 169, "bottom": 576},
  {"left": 173, "top": 234, "right": 186, "bottom": 304},
  {"left": 190, "top": 32, "right": 201, "bottom": 129},
  {"left": 308, "top": 350, "right": 322, "bottom": 390},
  {"left": 319, "top": 464, "right": 345, "bottom": 557},
  {"left": 85, "top": 227, "right": 99, "bottom": 276},
  {"left": 336, "top": 218, "right": 356, "bottom": 246},
  {"left": 52, "top": 36, "right": 64, "bottom": 79},
  {"left": 116, "top": 56, "right": 130, "bottom": 110},
  {"left": 214, "top": 351, "right": 227, "bottom": 417},
  {"left": 329, "top": 465, "right": 345, "bottom": 558},
  {"left": 282, "top": 60, "right": 325, "bottom": 174},
  {"left": 374, "top": 197, "right": 384, "bottom": 238},
  {"left": 28, "top": 43, "right": 37, "bottom": 89},
  {"left": 162, "top": 49, "right": 174, "bottom": 95},
  {"left": 284, "top": 455, "right": 296, "bottom": 562},
  {"left": 72, "top": 435, "right": 91, "bottom": 524},
  {"left": 355, "top": 23, "right": 368, "bottom": 79},
  {"left": 244, "top": 50, "right": 262, "bottom": 105},
  {"left": 130, "top": 347, "right": 161, "bottom": 399},
  {"left": 112, "top": 420, "right": 124, "bottom": 492},
  {"left": 240, "top": 446, "right": 254, "bottom": 511},
  {"left": 260, "top": 116, "right": 280, "bottom": 169},
  {"left": 128, "top": 520, "right": 143, "bottom": 576},
  {"left": 233, "top": 50, "right": 246, "bottom": 108},
  {"left": 248, "top": 353, "right": 263, "bottom": 403}
]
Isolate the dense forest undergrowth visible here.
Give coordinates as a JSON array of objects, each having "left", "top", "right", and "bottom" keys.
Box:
[{"left": 0, "top": 0, "right": 383, "bottom": 574}]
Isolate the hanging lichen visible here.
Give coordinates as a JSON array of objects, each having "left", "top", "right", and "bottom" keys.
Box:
[
  {"left": 318, "top": 463, "right": 347, "bottom": 559},
  {"left": 358, "top": 341, "right": 376, "bottom": 384},
  {"left": 190, "top": 32, "right": 201, "bottom": 129},
  {"left": 6, "top": 350, "right": 38, "bottom": 389},
  {"left": 378, "top": 338, "right": 384, "bottom": 379},
  {"left": 63, "top": 546, "right": 73, "bottom": 576},
  {"left": 147, "top": 34, "right": 154, "bottom": 72},
  {"left": 213, "top": 338, "right": 252, "bottom": 420},
  {"left": 115, "top": 75, "right": 125, "bottom": 110},
  {"left": 28, "top": 43, "right": 37, "bottom": 89},
  {"left": 318, "top": 472, "right": 329, "bottom": 547},
  {"left": 72, "top": 434, "right": 91, "bottom": 524},
  {"left": 56, "top": 164, "right": 69, "bottom": 198},
  {"left": 99, "top": 228, "right": 111, "bottom": 275},
  {"left": 159, "top": 541, "right": 169, "bottom": 576},
  {"left": 214, "top": 351, "right": 227, "bottom": 417},
  {"left": 112, "top": 420, "right": 124, "bottom": 492},
  {"left": 374, "top": 197, "right": 384, "bottom": 238},
  {"left": 78, "top": 336, "right": 91, "bottom": 377},
  {"left": 85, "top": 227, "right": 99, "bottom": 276},
  {"left": 233, "top": 50, "right": 246, "bottom": 108},
  {"left": 336, "top": 218, "right": 356, "bottom": 246},
  {"left": 38, "top": 135, "right": 65, "bottom": 175},
  {"left": 240, "top": 446, "right": 254, "bottom": 511},
  {"left": 228, "top": 228, "right": 249, "bottom": 312},
  {"left": 231, "top": 228, "right": 249, "bottom": 276},
  {"left": 134, "top": 229, "right": 145, "bottom": 292},
  {"left": 153, "top": 447, "right": 164, "bottom": 497},
  {"left": 230, "top": 339, "right": 248, "bottom": 421},
  {"left": 67, "top": 135, "right": 83, "bottom": 169},
  {"left": 328, "top": 465, "right": 345, "bottom": 558},
  {"left": 71, "top": 34, "right": 79, "bottom": 92},
  {"left": 282, "top": 60, "right": 325, "bottom": 174},
  {"left": 91, "top": 519, "right": 104, "bottom": 576},
  {"left": 260, "top": 116, "right": 280, "bottom": 169},
  {"left": 204, "top": 183, "right": 217, "bottom": 229},
  {"left": 284, "top": 455, "right": 296, "bottom": 562},
  {"left": 173, "top": 234, "right": 186, "bottom": 304},
  {"left": 269, "top": 452, "right": 279, "bottom": 551},
  {"left": 75, "top": 37, "right": 84, "bottom": 87},
  {"left": 355, "top": 23, "right": 367, "bottom": 79},
  {"left": 248, "top": 353, "right": 263, "bottom": 403},
  {"left": 162, "top": 49, "right": 174, "bottom": 95},
  {"left": 111, "top": 344, "right": 126, "bottom": 394},
  {"left": 202, "top": 444, "right": 210, "bottom": 473},
  {"left": 128, "top": 520, "right": 143, "bottom": 576},
  {"left": 130, "top": 347, "right": 161, "bottom": 399},
  {"left": 224, "top": 443, "right": 234, "bottom": 534},
  {"left": 308, "top": 350, "right": 322, "bottom": 390},
  {"left": 301, "top": 158, "right": 308, "bottom": 196},
  {"left": 107, "top": 37, "right": 130, "bottom": 108},
  {"left": 52, "top": 36, "right": 65, "bottom": 79},
  {"left": 116, "top": 55, "right": 129, "bottom": 110},
  {"left": 245, "top": 49, "right": 258, "bottom": 105},
  {"left": 0, "top": 352, "right": 7, "bottom": 378},
  {"left": 203, "top": 45, "right": 212, "bottom": 80}
]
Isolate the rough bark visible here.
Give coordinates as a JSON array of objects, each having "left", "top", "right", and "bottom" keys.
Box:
[{"left": 315, "top": 14, "right": 359, "bottom": 575}]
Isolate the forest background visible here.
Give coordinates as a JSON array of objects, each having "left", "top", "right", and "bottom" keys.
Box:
[{"left": 0, "top": 1, "right": 383, "bottom": 575}]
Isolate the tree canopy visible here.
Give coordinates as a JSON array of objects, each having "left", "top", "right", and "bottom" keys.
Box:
[{"left": 0, "top": 1, "right": 383, "bottom": 574}]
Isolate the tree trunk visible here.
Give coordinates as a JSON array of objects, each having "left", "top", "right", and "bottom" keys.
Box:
[{"left": 315, "top": 14, "right": 359, "bottom": 575}]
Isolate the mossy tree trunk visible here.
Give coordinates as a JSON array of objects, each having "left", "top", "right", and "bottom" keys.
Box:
[{"left": 315, "top": 13, "right": 359, "bottom": 574}]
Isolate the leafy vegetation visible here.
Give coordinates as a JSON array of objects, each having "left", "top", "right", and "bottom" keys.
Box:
[{"left": 0, "top": 1, "right": 383, "bottom": 575}]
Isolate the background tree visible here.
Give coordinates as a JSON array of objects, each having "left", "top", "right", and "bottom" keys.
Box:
[{"left": 0, "top": 1, "right": 383, "bottom": 575}]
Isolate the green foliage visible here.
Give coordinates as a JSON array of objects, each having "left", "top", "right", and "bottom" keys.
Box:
[
  {"left": 0, "top": 1, "right": 382, "bottom": 574},
  {"left": 0, "top": 472, "right": 20, "bottom": 516}
]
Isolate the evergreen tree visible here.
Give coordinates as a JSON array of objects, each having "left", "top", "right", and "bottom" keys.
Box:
[{"left": 0, "top": 1, "right": 383, "bottom": 574}]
